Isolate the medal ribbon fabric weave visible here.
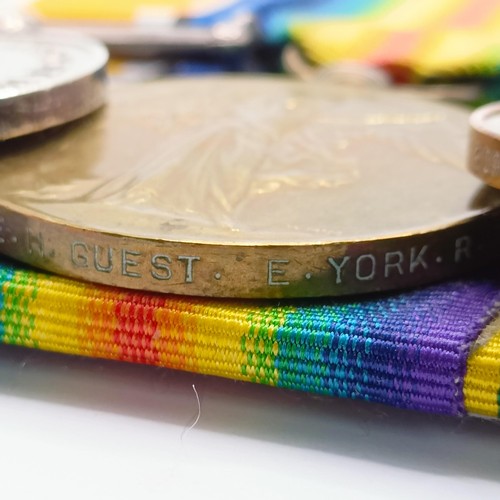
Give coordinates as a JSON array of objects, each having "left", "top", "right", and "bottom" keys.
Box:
[{"left": 1, "top": 257, "right": 500, "bottom": 418}]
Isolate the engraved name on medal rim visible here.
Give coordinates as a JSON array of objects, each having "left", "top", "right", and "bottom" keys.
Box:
[{"left": 0, "top": 77, "right": 499, "bottom": 298}]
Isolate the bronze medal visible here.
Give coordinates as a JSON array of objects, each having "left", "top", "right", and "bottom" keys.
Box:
[
  {"left": 468, "top": 102, "right": 500, "bottom": 188},
  {"left": 0, "top": 77, "right": 498, "bottom": 298}
]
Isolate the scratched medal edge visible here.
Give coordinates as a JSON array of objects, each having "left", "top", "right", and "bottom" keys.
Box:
[
  {"left": 0, "top": 69, "right": 107, "bottom": 141},
  {"left": 0, "top": 42, "right": 108, "bottom": 141},
  {"left": 0, "top": 203, "right": 498, "bottom": 299}
]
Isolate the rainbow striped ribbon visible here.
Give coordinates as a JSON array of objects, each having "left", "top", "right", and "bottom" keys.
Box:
[
  {"left": 1, "top": 257, "right": 500, "bottom": 418},
  {"left": 289, "top": 0, "right": 500, "bottom": 81}
]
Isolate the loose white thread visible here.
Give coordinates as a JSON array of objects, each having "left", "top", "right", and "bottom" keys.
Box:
[
  {"left": 189, "top": 384, "right": 201, "bottom": 430},
  {"left": 181, "top": 384, "right": 201, "bottom": 440}
]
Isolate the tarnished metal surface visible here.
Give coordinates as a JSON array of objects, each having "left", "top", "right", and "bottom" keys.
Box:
[
  {"left": 0, "top": 29, "right": 108, "bottom": 140},
  {"left": 0, "top": 77, "right": 498, "bottom": 297}
]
